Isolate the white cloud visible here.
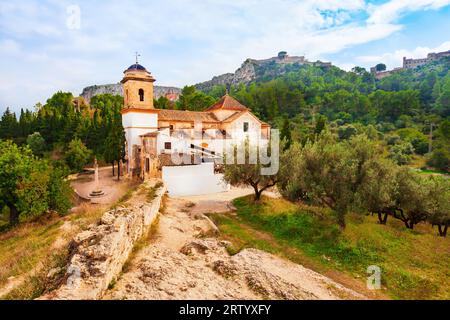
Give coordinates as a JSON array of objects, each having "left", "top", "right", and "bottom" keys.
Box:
[
  {"left": 0, "top": 0, "right": 450, "bottom": 112},
  {"left": 356, "top": 40, "right": 450, "bottom": 69},
  {"left": 367, "top": 0, "right": 450, "bottom": 24}
]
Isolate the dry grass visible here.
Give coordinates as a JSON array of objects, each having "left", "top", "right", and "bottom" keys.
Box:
[{"left": 0, "top": 203, "right": 104, "bottom": 299}]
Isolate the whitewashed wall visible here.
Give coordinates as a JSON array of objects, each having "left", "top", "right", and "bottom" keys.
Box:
[
  {"left": 162, "top": 162, "right": 230, "bottom": 197},
  {"left": 122, "top": 112, "right": 158, "bottom": 171}
]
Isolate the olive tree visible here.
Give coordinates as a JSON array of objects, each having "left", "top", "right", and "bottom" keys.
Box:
[
  {"left": 279, "top": 133, "right": 386, "bottom": 229},
  {"left": 358, "top": 159, "right": 399, "bottom": 224},
  {"left": 426, "top": 176, "right": 450, "bottom": 237},
  {"left": 223, "top": 141, "right": 280, "bottom": 201},
  {"left": 391, "top": 168, "right": 429, "bottom": 229}
]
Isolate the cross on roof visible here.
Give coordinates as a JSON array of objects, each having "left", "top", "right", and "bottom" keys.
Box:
[{"left": 135, "top": 52, "right": 141, "bottom": 64}]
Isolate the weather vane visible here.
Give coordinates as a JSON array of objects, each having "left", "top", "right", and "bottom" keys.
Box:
[{"left": 135, "top": 51, "right": 141, "bottom": 64}]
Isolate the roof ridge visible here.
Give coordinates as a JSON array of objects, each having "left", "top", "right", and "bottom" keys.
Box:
[{"left": 205, "top": 94, "right": 248, "bottom": 112}]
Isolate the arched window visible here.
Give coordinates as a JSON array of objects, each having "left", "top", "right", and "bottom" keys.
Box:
[{"left": 139, "top": 89, "right": 144, "bottom": 102}]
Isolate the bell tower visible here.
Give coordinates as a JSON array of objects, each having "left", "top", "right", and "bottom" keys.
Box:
[
  {"left": 121, "top": 54, "right": 159, "bottom": 177},
  {"left": 121, "top": 54, "right": 155, "bottom": 109}
]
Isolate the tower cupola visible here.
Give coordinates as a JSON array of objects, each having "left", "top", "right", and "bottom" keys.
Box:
[{"left": 121, "top": 56, "right": 156, "bottom": 109}]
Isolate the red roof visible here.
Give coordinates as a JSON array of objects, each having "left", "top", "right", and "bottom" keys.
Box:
[
  {"left": 158, "top": 109, "right": 219, "bottom": 122},
  {"left": 205, "top": 94, "right": 248, "bottom": 112}
]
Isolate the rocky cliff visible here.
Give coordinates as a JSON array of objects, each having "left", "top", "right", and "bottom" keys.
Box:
[
  {"left": 195, "top": 53, "right": 332, "bottom": 92},
  {"left": 80, "top": 84, "right": 181, "bottom": 104}
]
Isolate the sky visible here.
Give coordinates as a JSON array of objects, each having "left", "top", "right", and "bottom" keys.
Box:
[{"left": 1, "top": 0, "right": 450, "bottom": 113}]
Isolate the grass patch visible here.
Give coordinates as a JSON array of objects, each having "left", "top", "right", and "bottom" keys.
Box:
[
  {"left": 120, "top": 216, "right": 160, "bottom": 275},
  {"left": 211, "top": 196, "right": 450, "bottom": 300},
  {"left": 2, "top": 249, "right": 70, "bottom": 300},
  {"left": 0, "top": 217, "right": 63, "bottom": 287},
  {"left": 146, "top": 182, "right": 163, "bottom": 202},
  {"left": 0, "top": 204, "right": 104, "bottom": 299}
]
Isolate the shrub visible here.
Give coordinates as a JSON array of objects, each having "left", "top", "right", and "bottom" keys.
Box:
[
  {"left": 64, "top": 138, "right": 92, "bottom": 173},
  {"left": 427, "top": 147, "right": 450, "bottom": 172},
  {"left": 26, "top": 132, "right": 46, "bottom": 156}
]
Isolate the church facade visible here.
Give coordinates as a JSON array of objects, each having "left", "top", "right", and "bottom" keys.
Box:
[{"left": 120, "top": 62, "right": 270, "bottom": 179}]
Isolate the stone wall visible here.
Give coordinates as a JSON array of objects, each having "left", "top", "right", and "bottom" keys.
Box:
[{"left": 40, "top": 183, "right": 166, "bottom": 300}]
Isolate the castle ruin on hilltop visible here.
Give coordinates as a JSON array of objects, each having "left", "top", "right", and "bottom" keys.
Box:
[{"left": 370, "top": 49, "right": 450, "bottom": 79}]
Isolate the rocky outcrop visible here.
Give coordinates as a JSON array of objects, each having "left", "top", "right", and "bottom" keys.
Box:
[
  {"left": 195, "top": 53, "right": 332, "bottom": 92},
  {"left": 40, "top": 182, "right": 166, "bottom": 300},
  {"left": 104, "top": 197, "right": 365, "bottom": 300},
  {"left": 80, "top": 84, "right": 181, "bottom": 104},
  {"left": 106, "top": 238, "right": 365, "bottom": 300}
]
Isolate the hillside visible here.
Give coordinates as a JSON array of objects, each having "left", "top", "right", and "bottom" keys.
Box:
[
  {"left": 195, "top": 52, "right": 332, "bottom": 92},
  {"left": 209, "top": 196, "right": 450, "bottom": 300}
]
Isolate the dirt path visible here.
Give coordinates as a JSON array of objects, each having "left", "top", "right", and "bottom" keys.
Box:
[{"left": 104, "top": 190, "right": 365, "bottom": 300}]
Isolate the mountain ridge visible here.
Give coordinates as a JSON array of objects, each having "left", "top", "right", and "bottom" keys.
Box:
[
  {"left": 80, "top": 83, "right": 181, "bottom": 104},
  {"left": 195, "top": 52, "right": 332, "bottom": 92}
]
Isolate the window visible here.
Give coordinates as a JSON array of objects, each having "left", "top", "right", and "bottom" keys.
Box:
[
  {"left": 243, "top": 122, "right": 249, "bottom": 132},
  {"left": 164, "top": 142, "right": 172, "bottom": 150},
  {"left": 139, "top": 89, "right": 144, "bottom": 102},
  {"left": 169, "top": 124, "right": 174, "bottom": 131}
]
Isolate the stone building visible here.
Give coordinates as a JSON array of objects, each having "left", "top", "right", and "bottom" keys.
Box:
[
  {"left": 120, "top": 62, "right": 271, "bottom": 184},
  {"left": 403, "top": 50, "right": 450, "bottom": 69}
]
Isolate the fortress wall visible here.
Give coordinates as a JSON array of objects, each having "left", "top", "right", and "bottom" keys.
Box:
[{"left": 39, "top": 182, "right": 166, "bottom": 300}]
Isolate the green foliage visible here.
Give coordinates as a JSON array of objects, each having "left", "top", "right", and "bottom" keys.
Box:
[
  {"left": 47, "top": 164, "right": 73, "bottom": 215},
  {"left": 279, "top": 116, "right": 292, "bottom": 149},
  {"left": 388, "top": 141, "right": 415, "bottom": 165},
  {"left": 279, "top": 130, "right": 449, "bottom": 231},
  {"left": 0, "top": 140, "right": 73, "bottom": 226},
  {"left": 375, "top": 63, "right": 387, "bottom": 72},
  {"left": 426, "top": 176, "right": 450, "bottom": 236},
  {"left": 337, "top": 124, "right": 357, "bottom": 140},
  {"left": 215, "top": 196, "right": 450, "bottom": 299},
  {"left": 427, "top": 147, "right": 450, "bottom": 171},
  {"left": 177, "top": 86, "right": 215, "bottom": 111},
  {"left": 26, "top": 132, "right": 46, "bottom": 156},
  {"left": 396, "top": 128, "right": 429, "bottom": 154},
  {"left": 427, "top": 120, "right": 450, "bottom": 172},
  {"left": 154, "top": 96, "right": 174, "bottom": 109},
  {"left": 103, "top": 107, "right": 126, "bottom": 177},
  {"left": 223, "top": 142, "right": 279, "bottom": 201},
  {"left": 434, "top": 71, "right": 450, "bottom": 117},
  {"left": 64, "top": 138, "right": 92, "bottom": 173},
  {"left": 280, "top": 133, "right": 384, "bottom": 228},
  {"left": 0, "top": 108, "right": 19, "bottom": 140}
]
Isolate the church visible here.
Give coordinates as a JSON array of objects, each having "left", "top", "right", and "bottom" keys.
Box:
[{"left": 120, "top": 61, "right": 270, "bottom": 190}]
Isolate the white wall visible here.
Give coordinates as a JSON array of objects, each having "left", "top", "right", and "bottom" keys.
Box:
[
  {"left": 228, "top": 113, "right": 261, "bottom": 142},
  {"left": 122, "top": 112, "right": 158, "bottom": 129},
  {"left": 122, "top": 112, "right": 159, "bottom": 171},
  {"left": 162, "top": 162, "right": 230, "bottom": 197}
]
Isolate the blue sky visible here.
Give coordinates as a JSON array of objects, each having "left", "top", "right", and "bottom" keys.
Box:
[{"left": 1, "top": 0, "right": 450, "bottom": 113}]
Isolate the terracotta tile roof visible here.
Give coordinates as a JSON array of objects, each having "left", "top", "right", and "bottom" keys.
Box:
[
  {"left": 157, "top": 109, "right": 219, "bottom": 122},
  {"left": 205, "top": 94, "right": 249, "bottom": 112}
]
